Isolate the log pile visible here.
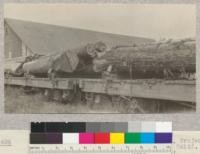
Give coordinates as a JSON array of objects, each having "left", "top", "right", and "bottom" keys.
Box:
[{"left": 7, "top": 38, "right": 195, "bottom": 80}]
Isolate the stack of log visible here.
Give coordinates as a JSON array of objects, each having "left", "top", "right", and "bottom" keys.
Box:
[
  {"left": 8, "top": 38, "right": 195, "bottom": 80},
  {"left": 93, "top": 38, "right": 195, "bottom": 79}
]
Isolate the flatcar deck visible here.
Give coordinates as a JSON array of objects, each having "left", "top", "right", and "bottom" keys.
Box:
[{"left": 5, "top": 77, "right": 195, "bottom": 103}]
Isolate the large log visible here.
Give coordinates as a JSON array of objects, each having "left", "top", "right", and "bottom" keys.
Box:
[
  {"left": 23, "top": 42, "right": 107, "bottom": 76},
  {"left": 23, "top": 50, "right": 79, "bottom": 75},
  {"left": 93, "top": 38, "right": 195, "bottom": 79}
]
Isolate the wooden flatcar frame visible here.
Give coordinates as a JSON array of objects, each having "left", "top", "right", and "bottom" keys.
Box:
[{"left": 5, "top": 76, "right": 195, "bottom": 103}]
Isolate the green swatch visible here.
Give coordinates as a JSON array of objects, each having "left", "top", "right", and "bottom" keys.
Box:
[{"left": 125, "top": 133, "right": 141, "bottom": 143}]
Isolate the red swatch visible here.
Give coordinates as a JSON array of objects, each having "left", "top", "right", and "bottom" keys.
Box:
[{"left": 94, "top": 133, "right": 110, "bottom": 144}]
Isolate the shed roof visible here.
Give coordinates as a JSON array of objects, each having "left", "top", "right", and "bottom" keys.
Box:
[{"left": 5, "top": 18, "right": 154, "bottom": 55}]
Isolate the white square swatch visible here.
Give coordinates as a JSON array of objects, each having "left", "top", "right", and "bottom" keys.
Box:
[
  {"left": 63, "top": 133, "right": 79, "bottom": 144},
  {"left": 156, "top": 122, "right": 172, "bottom": 132}
]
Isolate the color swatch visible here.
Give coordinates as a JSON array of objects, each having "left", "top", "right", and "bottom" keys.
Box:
[
  {"left": 125, "top": 133, "right": 140, "bottom": 143},
  {"left": 30, "top": 122, "right": 172, "bottom": 144},
  {"left": 141, "top": 133, "right": 155, "bottom": 143},
  {"left": 79, "top": 133, "right": 94, "bottom": 144},
  {"left": 110, "top": 133, "right": 124, "bottom": 144},
  {"left": 30, "top": 133, "right": 62, "bottom": 144},
  {"left": 155, "top": 133, "right": 172, "bottom": 143},
  {"left": 94, "top": 133, "right": 110, "bottom": 144},
  {"left": 63, "top": 133, "right": 79, "bottom": 144}
]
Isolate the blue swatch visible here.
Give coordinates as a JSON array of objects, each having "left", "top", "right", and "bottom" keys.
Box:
[{"left": 141, "top": 133, "right": 155, "bottom": 143}]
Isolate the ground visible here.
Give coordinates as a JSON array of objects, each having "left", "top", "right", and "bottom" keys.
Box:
[{"left": 4, "top": 86, "right": 195, "bottom": 114}]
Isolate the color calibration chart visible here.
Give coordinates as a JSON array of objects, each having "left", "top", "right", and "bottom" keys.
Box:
[{"left": 29, "top": 122, "right": 172, "bottom": 154}]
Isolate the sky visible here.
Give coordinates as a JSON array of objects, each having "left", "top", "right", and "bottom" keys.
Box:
[{"left": 4, "top": 4, "right": 196, "bottom": 40}]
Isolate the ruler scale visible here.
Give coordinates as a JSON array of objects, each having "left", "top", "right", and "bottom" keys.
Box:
[{"left": 29, "top": 144, "right": 172, "bottom": 154}]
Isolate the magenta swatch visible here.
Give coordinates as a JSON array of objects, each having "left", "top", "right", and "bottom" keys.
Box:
[{"left": 79, "top": 133, "right": 94, "bottom": 144}]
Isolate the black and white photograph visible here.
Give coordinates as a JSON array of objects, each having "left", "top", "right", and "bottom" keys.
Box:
[{"left": 4, "top": 4, "right": 196, "bottom": 114}]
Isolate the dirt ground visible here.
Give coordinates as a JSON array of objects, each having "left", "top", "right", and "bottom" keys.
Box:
[{"left": 4, "top": 86, "right": 195, "bottom": 114}]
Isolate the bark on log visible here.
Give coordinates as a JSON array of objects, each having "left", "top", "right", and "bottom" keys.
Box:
[{"left": 93, "top": 39, "right": 195, "bottom": 79}]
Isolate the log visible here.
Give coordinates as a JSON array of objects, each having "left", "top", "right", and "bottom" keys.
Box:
[
  {"left": 93, "top": 38, "right": 195, "bottom": 79},
  {"left": 5, "top": 55, "right": 41, "bottom": 76},
  {"left": 23, "top": 42, "right": 107, "bottom": 76},
  {"left": 23, "top": 50, "right": 79, "bottom": 75},
  {"left": 5, "top": 61, "right": 23, "bottom": 76}
]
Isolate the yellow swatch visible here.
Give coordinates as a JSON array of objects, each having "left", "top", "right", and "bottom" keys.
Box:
[{"left": 110, "top": 133, "right": 124, "bottom": 144}]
